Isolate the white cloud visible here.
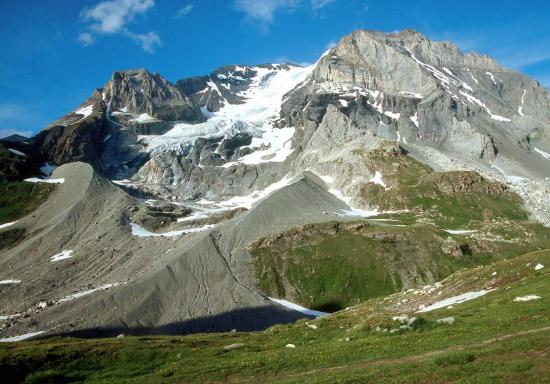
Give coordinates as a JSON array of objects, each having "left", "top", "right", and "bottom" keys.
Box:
[
  {"left": 175, "top": 4, "right": 194, "bottom": 19},
  {"left": 124, "top": 30, "right": 162, "bottom": 53},
  {"left": 0, "top": 129, "right": 32, "bottom": 140},
  {"left": 78, "top": 0, "right": 160, "bottom": 53},
  {"left": 81, "top": 0, "right": 155, "bottom": 34},
  {"left": 77, "top": 32, "right": 95, "bottom": 46},
  {"left": 311, "top": 0, "right": 336, "bottom": 9},
  {"left": 235, "top": 0, "right": 297, "bottom": 24}
]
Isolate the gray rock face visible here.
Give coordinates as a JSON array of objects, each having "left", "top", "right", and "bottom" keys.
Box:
[
  {"left": 103, "top": 69, "right": 204, "bottom": 123},
  {"left": 280, "top": 29, "right": 550, "bottom": 218}
]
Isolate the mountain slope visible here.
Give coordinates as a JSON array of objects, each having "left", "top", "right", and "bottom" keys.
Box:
[{"left": 1, "top": 28, "right": 550, "bottom": 341}]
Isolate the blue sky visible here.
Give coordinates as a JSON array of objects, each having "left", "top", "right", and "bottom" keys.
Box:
[{"left": 1, "top": 0, "right": 549, "bottom": 138}]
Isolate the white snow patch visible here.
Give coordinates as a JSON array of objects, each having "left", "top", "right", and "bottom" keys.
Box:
[
  {"left": 458, "top": 90, "right": 511, "bottom": 122},
  {"left": 131, "top": 113, "right": 156, "bottom": 123},
  {"left": 0, "top": 221, "right": 17, "bottom": 229},
  {"left": 8, "top": 148, "right": 27, "bottom": 157},
  {"left": 0, "top": 331, "right": 46, "bottom": 343},
  {"left": 384, "top": 111, "right": 400, "bottom": 120},
  {"left": 318, "top": 175, "right": 334, "bottom": 184},
  {"left": 327, "top": 188, "right": 379, "bottom": 217},
  {"left": 50, "top": 250, "right": 74, "bottom": 262},
  {"left": 0, "top": 280, "right": 21, "bottom": 285},
  {"left": 339, "top": 99, "right": 349, "bottom": 107},
  {"left": 207, "top": 177, "right": 292, "bottom": 210},
  {"left": 369, "top": 171, "right": 386, "bottom": 188},
  {"left": 443, "top": 229, "right": 477, "bottom": 235},
  {"left": 57, "top": 283, "right": 120, "bottom": 303},
  {"left": 534, "top": 147, "right": 550, "bottom": 160},
  {"left": 417, "top": 289, "right": 495, "bottom": 312},
  {"left": 75, "top": 105, "right": 93, "bottom": 118},
  {"left": 535, "top": 263, "right": 544, "bottom": 271},
  {"left": 513, "top": 295, "right": 541, "bottom": 302},
  {"left": 130, "top": 223, "right": 215, "bottom": 237},
  {"left": 486, "top": 71, "right": 498, "bottom": 86},
  {"left": 269, "top": 298, "right": 328, "bottom": 318},
  {"left": 518, "top": 89, "right": 526, "bottom": 116},
  {"left": 410, "top": 113, "right": 419, "bottom": 127},
  {"left": 399, "top": 91, "right": 423, "bottom": 98},
  {"left": 24, "top": 177, "right": 64, "bottom": 184},
  {"left": 0, "top": 314, "right": 20, "bottom": 321}
]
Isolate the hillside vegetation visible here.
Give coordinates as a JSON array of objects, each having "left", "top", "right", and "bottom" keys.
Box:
[{"left": 0, "top": 249, "right": 548, "bottom": 383}]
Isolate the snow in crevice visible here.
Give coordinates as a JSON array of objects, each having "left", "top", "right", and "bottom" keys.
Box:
[
  {"left": 410, "top": 113, "right": 419, "bottom": 127},
  {"left": 486, "top": 71, "right": 498, "bottom": 86},
  {"left": 417, "top": 289, "right": 496, "bottom": 313},
  {"left": 140, "top": 64, "right": 314, "bottom": 169},
  {"left": 269, "top": 297, "right": 328, "bottom": 318},
  {"left": 405, "top": 48, "right": 472, "bottom": 92},
  {"left": 458, "top": 91, "right": 511, "bottom": 122},
  {"left": 0, "top": 280, "right": 21, "bottom": 285},
  {"left": 534, "top": 147, "right": 550, "bottom": 160},
  {"left": 518, "top": 89, "right": 526, "bottom": 116},
  {"left": 464, "top": 68, "right": 479, "bottom": 84}
]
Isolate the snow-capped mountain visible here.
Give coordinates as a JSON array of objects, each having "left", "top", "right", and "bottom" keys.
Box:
[{"left": 1, "top": 29, "right": 550, "bottom": 340}]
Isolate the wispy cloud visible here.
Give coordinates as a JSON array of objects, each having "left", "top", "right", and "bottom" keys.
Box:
[
  {"left": 234, "top": 0, "right": 338, "bottom": 28},
  {"left": 311, "top": 0, "right": 336, "bottom": 10},
  {"left": 124, "top": 30, "right": 162, "bottom": 53},
  {"left": 235, "top": 0, "right": 297, "bottom": 24},
  {"left": 78, "top": 0, "right": 161, "bottom": 53},
  {"left": 175, "top": 4, "right": 194, "bottom": 19}
]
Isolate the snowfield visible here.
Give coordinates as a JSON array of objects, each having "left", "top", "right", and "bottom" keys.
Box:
[{"left": 138, "top": 64, "right": 314, "bottom": 168}]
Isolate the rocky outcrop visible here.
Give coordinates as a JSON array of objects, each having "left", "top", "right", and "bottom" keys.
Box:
[{"left": 103, "top": 69, "right": 204, "bottom": 123}]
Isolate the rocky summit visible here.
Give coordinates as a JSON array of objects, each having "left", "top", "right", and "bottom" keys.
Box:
[{"left": 1, "top": 29, "right": 550, "bottom": 377}]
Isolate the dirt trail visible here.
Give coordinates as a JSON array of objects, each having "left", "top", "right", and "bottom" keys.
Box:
[{"left": 228, "top": 325, "right": 550, "bottom": 383}]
